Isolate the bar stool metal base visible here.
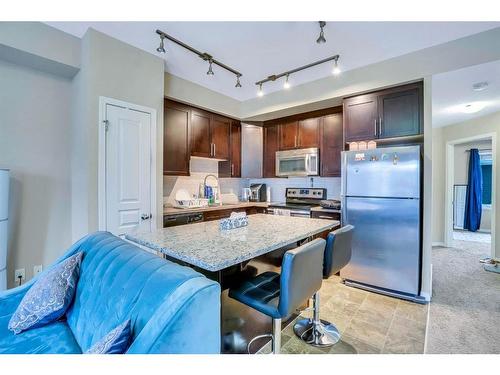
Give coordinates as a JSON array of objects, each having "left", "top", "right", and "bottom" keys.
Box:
[
  {"left": 293, "top": 292, "right": 341, "bottom": 347},
  {"left": 293, "top": 318, "right": 341, "bottom": 347}
]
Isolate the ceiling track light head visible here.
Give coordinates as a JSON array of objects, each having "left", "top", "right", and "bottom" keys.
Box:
[
  {"left": 316, "top": 21, "right": 326, "bottom": 44},
  {"left": 257, "top": 83, "right": 264, "bottom": 97},
  {"left": 235, "top": 74, "right": 242, "bottom": 88},
  {"left": 156, "top": 35, "right": 166, "bottom": 53},
  {"left": 283, "top": 74, "right": 291, "bottom": 89},
  {"left": 207, "top": 59, "right": 214, "bottom": 75},
  {"left": 332, "top": 56, "right": 341, "bottom": 75}
]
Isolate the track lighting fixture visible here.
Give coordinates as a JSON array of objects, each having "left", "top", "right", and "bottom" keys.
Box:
[
  {"left": 255, "top": 54, "right": 340, "bottom": 96},
  {"left": 155, "top": 29, "right": 242, "bottom": 88},
  {"left": 316, "top": 21, "right": 326, "bottom": 44},
  {"left": 156, "top": 34, "right": 166, "bottom": 53},
  {"left": 207, "top": 60, "right": 214, "bottom": 75},
  {"left": 283, "top": 74, "right": 291, "bottom": 89},
  {"left": 235, "top": 75, "right": 242, "bottom": 88},
  {"left": 332, "top": 56, "right": 341, "bottom": 75}
]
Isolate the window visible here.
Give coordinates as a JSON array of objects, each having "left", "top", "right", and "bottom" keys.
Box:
[{"left": 480, "top": 152, "right": 492, "bottom": 205}]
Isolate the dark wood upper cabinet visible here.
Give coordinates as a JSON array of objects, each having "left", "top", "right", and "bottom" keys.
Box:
[
  {"left": 343, "top": 82, "right": 423, "bottom": 143},
  {"left": 298, "top": 117, "right": 320, "bottom": 148},
  {"left": 279, "top": 121, "right": 299, "bottom": 150},
  {"left": 263, "top": 125, "right": 279, "bottom": 178},
  {"left": 378, "top": 86, "right": 421, "bottom": 138},
  {"left": 279, "top": 118, "right": 319, "bottom": 150},
  {"left": 218, "top": 120, "right": 241, "bottom": 178},
  {"left": 190, "top": 109, "right": 211, "bottom": 158},
  {"left": 320, "top": 113, "right": 343, "bottom": 177},
  {"left": 163, "top": 100, "right": 191, "bottom": 176},
  {"left": 230, "top": 121, "right": 241, "bottom": 177},
  {"left": 211, "top": 115, "right": 231, "bottom": 160},
  {"left": 343, "top": 94, "right": 378, "bottom": 142}
]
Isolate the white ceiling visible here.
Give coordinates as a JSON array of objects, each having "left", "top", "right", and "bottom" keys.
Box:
[
  {"left": 46, "top": 22, "right": 499, "bottom": 102},
  {"left": 433, "top": 59, "right": 500, "bottom": 127}
]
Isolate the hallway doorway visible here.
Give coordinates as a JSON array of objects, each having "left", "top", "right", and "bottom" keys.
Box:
[{"left": 445, "top": 135, "right": 495, "bottom": 258}]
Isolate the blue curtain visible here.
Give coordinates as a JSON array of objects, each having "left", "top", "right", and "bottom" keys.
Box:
[{"left": 463, "top": 149, "right": 482, "bottom": 231}]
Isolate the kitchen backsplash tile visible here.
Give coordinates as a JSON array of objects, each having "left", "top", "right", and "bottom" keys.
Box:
[{"left": 247, "top": 177, "right": 341, "bottom": 202}]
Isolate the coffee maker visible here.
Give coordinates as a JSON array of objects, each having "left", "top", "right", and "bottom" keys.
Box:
[{"left": 249, "top": 183, "right": 267, "bottom": 202}]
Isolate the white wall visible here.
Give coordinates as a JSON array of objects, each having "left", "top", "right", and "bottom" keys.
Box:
[
  {"left": 71, "top": 28, "right": 165, "bottom": 240},
  {"left": 432, "top": 110, "right": 500, "bottom": 259},
  {"left": 0, "top": 59, "right": 72, "bottom": 288}
]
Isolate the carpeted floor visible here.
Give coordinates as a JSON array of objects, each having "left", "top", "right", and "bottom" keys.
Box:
[{"left": 426, "top": 240, "right": 500, "bottom": 353}]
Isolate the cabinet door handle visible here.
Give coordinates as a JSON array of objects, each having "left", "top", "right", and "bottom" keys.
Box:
[
  {"left": 378, "top": 116, "right": 382, "bottom": 136},
  {"left": 374, "top": 119, "right": 378, "bottom": 136},
  {"left": 213, "top": 143, "right": 216, "bottom": 157},
  {"left": 231, "top": 163, "right": 234, "bottom": 176},
  {"left": 318, "top": 215, "right": 334, "bottom": 220},
  {"left": 295, "top": 135, "right": 298, "bottom": 147}
]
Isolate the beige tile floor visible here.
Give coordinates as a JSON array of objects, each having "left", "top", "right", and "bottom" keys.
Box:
[{"left": 259, "top": 275, "right": 428, "bottom": 354}]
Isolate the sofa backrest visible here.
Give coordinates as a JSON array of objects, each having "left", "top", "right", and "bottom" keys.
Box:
[{"left": 63, "top": 232, "right": 215, "bottom": 352}]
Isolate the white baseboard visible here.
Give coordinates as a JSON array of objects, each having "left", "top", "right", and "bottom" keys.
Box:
[{"left": 432, "top": 242, "right": 445, "bottom": 247}]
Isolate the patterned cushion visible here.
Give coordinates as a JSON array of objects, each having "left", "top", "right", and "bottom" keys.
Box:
[
  {"left": 86, "top": 320, "right": 131, "bottom": 354},
  {"left": 228, "top": 271, "right": 281, "bottom": 318},
  {"left": 8, "top": 252, "right": 83, "bottom": 334}
]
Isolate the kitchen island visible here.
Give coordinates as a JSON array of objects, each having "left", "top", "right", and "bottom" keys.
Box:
[
  {"left": 127, "top": 214, "right": 337, "bottom": 272},
  {"left": 126, "top": 214, "right": 338, "bottom": 353}
]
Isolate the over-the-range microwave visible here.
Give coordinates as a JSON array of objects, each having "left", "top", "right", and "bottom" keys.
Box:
[{"left": 275, "top": 148, "right": 319, "bottom": 177}]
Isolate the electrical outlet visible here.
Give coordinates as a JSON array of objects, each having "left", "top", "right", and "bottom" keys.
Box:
[
  {"left": 33, "top": 265, "right": 43, "bottom": 276},
  {"left": 14, "top": 268, "right": 25, "bottom": 284}
]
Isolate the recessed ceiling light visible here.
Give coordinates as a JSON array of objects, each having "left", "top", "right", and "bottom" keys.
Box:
[
  {"left": 472, "top": 81, "right": 489, "bottom": 91},
  {"left": 462, "top": 102, "right": 486, "bottom": 114}
]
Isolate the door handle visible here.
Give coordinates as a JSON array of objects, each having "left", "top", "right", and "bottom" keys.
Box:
[
  {"left": 374, "top": 119, "right": 378, "bottom": 136},
  {"left": 213, "top": 143, "right": 216, "bottom": 157},
  {"left": 141, "top": 214, "right": 152, "bottom": 221},
  {"left": 231, "top": 163, "right": 234, "bottom": 176},
  {"left": 379, "top": 116, "right": 382, "bottom": 136}
]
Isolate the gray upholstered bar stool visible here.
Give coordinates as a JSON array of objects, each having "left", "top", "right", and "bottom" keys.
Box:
[
  {"left": 229, "top": 238, "right": 326, "bottom": 354},
  {"left": 294, "top": 225, "right": 354, "bottom": 347}
]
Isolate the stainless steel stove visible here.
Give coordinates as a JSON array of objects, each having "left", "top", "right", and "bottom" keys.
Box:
[{"left": 267, "top": 188, "right": 327, "bottom": 218}]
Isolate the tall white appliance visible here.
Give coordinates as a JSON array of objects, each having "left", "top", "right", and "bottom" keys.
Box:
[
  {"left": 0, "top": 169, "right": 9, "bottom": 291},
  {"left": 340, "top": 146, "right": 424, "bottom": 303}
]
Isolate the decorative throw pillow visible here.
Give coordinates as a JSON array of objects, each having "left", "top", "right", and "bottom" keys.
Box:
[
  {"left": 8, "top": 252, "right": 83, "bottom": 334},
  {"left": 86, "top": 320, "right": 132, "bottom": 354}
]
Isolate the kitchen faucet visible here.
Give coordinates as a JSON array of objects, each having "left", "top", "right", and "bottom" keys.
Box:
[{"left": 203, "top": 174, "right": 222, "bottom": 206}]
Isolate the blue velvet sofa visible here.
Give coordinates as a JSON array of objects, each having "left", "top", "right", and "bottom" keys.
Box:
[{"left": 0, "top": 232, "right": 221, "bottom": 354}]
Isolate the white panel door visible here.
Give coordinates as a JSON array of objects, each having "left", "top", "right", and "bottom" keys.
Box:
[{"left": 105, "top": 104, "right": 152, "bottom": 236}]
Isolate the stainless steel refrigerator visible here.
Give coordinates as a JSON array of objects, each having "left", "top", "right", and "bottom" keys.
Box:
[{"left": 340, "top": 145, "right": 423, "bottom": 302}]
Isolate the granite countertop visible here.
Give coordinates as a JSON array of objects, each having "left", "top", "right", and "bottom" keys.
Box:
[
  {"left": 126, "top": 214, "right": 338, "bottom": 272},
  {"left": 163, "top": 201, "right": 269, "bottom": 216}
]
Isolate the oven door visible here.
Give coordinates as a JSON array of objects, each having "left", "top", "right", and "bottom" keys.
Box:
[
  {"left": 267, "top": 207, "right": 311, "bottom": 218},
  {"left": 276, "top": 148, "right": 319, "bottom": 177}
]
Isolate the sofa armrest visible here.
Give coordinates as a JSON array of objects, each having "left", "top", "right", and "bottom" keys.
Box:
[
  {"left": 0, "top": 284, "right": 31, "bottom": 317},
  {"left": 126, "top": 276, "right": 221, "bottom": 354}
]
